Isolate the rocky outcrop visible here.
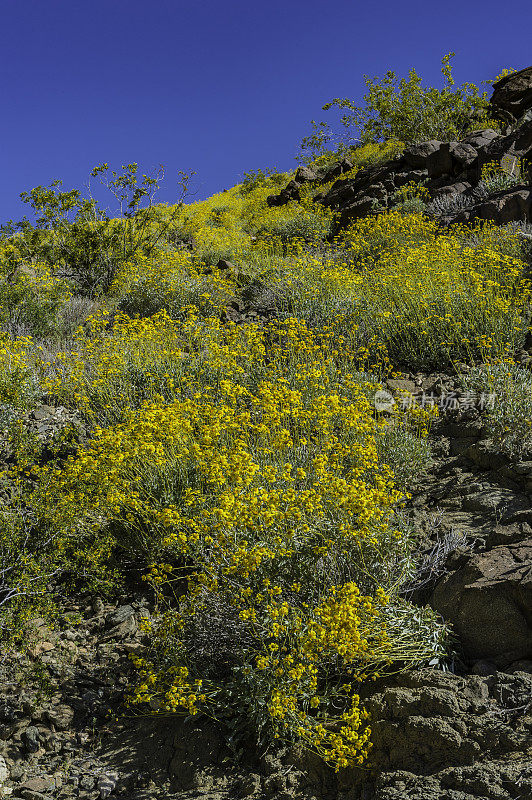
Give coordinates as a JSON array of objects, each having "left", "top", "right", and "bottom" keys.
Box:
[
  {"left": 266, "top": 165, "right": 317, "bottom": 206},
  {"left": 432, "top": 539, "right": 532, "bottom": 666},
  {"left": 266, "top": 177, "right": 301, "bottom": 206},
  {"left": 265, "top": 67, "right": 532, "bottom": 232},
  {"left": 364, "top": 668, "right": 532, "bottom": 800},
  {"left": 489, "top": 65, "right": 532, "bottom": 127},
  {"left": 318, "top": 116, "right": 532, "bottom": 231}
]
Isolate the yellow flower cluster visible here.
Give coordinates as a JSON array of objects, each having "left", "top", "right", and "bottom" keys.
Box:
[
  {"left": 0, "top": 333, "right": 38, "bottom": 407},
  {"left": 10, "top": 150, "right": 525, "bottom": 770},
  {"left": 278, "top": 212, "right": 529, "bottom": 370},
  {"left": 34, "top": 310, "right": 409, "bottom": 769}
]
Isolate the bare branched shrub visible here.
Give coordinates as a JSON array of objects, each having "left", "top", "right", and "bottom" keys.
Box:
[{"left": 401, "top": 524, "right": 466, "bottom": 600}]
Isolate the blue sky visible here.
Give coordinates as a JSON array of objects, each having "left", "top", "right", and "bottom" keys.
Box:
[{"left": 1, "top": 0, "right": 531, "bottom": 222}]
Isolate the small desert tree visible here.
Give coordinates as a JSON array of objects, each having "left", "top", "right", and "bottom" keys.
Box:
[
  {"left": 299, "top": 53, "right": 501, "bottom": 161},
  {"left": 2, "top": 164, "right": 194, "bottom": 296}
]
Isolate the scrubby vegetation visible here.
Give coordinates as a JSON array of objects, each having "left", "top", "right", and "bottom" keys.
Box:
[
  {"left": 1, "top": 55, "right": 530, "bottom": 775},
  {"left": 298, "top": 53, "right": 510, "bottom": 163}
]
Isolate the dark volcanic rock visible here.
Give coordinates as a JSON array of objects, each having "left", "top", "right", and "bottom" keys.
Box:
[
  {"left": 460, "top": 127, "right": 500, "bottom": 152},
  {"left": 403, "top": 140, "right": 442, "bottom": 169},
  {"left": 432, "top": 538, "right": 532, "bottom": 666},
  {"left": 489, "top": 65, "right": 532, "bottom": 125},
  {"left": 294, "top": 165, "right": 317, "bottom": 184},
  {"left": 319, "top": 157, "right": 354, "bottom": 183},
  {"left": 266, "top": 178, "right": 300, "bottom": 207},
  {"left": 475, "top": 187, "right": 532, "bottom": 224},
  {"left": 484, "top": 118, "right": 532, "bottom": 166}
]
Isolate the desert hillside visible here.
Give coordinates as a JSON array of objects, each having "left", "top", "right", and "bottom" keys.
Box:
[{"left": 0, "top": 60, "right": 531, "bottom": 800}]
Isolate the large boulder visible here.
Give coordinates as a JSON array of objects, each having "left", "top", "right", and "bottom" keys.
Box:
[
  {"left": 266, "top": 179, "right": 300, "bottom": 207},
  {"left": 432, "top": 538, "right": 532, "bottom": 666},
  {"left": 489, "top": 65, "right": 532, "bottom": 125},
  {"left": 403, "top": 140, "right": 442, "bottom": 169},
  {"left": 294, "top": 165, "right": 317, "bottom": 184},
  {"left": 475, "top": 187, "right": 532, "bottom": 224},
  {"left": 319, "top": 157, "right": 353, "bottom": 184},
  {"left": 460, "top": 127, "right": 500, "bottom": 153},
  {"left": 426, "top": 142, "right": 479, "bottom": 178},
  {"left": 484, "top": 118, "right": 532, "bottom": 166}
]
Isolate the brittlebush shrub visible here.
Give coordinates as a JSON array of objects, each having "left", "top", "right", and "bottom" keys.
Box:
[
  {"left": 459, "top": 363, "right": 532, "bottom": 457},
  {"left": 0, "top": 337, "right": 59, "bottom": 643},
  {"left": 0, "top": 244, "right": 73, "bottom": 338},
  {"left": 34, "top": 310, "right": 447, "bottom": 769},
  {"left": 273, "top": 213, "right": 529, "bottom": 371},
  {"left": 111, "top": 251, "right": 235, "bottom": 319},
  {"left": 0, "top": 334, "right": 39, "bottom": 418}
]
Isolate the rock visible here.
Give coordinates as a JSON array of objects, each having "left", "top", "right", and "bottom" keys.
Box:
[
  {"left": 22, "top": 726, "right": 41, "bottom": 753},
  {"left": 18, "top": 776, "right": 56, "bottom": 797},
  {"left": 0, "top": 699, "right": 19, "bottom": 722},
  {"left": 0, "top": 755, "right": 8, "bottom": 784},
  {"left": 426, "top": 143, "right": 454, "bottom": 178},
  {"left": 91, "top": 597, "right": 104, "bottom": 616},
  {"left": 9, "top": 764, "right": 25, "bottom": 781},
  {"left": 97, "top": 772, "right": 119, "bottom": 798},
  {"left": 459, "top": 486, "right": 528, "bottom": 518},
  {"left": 386, "top": 379, "right": 416, "bottom": 394},
  {"left": 45, "top": 704, "right": 74, "bottom": 731},
  {"left": 320, "top": 157, "right": 354, "bottom": 183},
  {"left": 431, "top": 180, "right": 472, "bottom": 198},
  {"left": 471, "top": 660, "right": 498, "bottom": 677},
  {"left": 460, "top": 127, "right": 500, "bottom": 152},
  {"left": 484, "top": 118, "right": 532, "bottom": 165},
  {"left": 358, "top": 668, "right": 532, "bottom": 799},
  {"left": 486, "top": 521, "right": 532, "bottom": 548},
  {"left": 215, "top": 259, "right": 237, "bottom": 278},
  {"left": 424, "top": 141, "right": 478, "bottom": 179},
  {"left": 266, "top": 179, "right": 300, "bottom": 207},
  {"left": 403, "top": 140, "right": 442, "bottom": 169},
  {"left": 107, "top": 605, "right": 135, "bottom": 627},
  {"left": 489, "top": 65, "right": 532, "bottom": 125},
  {"left": 78, "top": 775, "right": 96, "bottom": 790},
  {"left": 337, "top": 196, "right": 378, "bottom": 227},
  {"left": 294, "top": 165, "right": 317, "bottom": 184},
  {"left": 392, "top": 169, "right": 429, "bottom": 187},
  {"left": 474, "top": 187, "right": 532, "bottom": 224},
  {"left": 432, "top": 538, "right": 532, "bottom": 665},
  {"left": 449, "top": 141, "right": 478, "bottom": 168},
  {"left": 465, "top": 439, "right": 510, "bottom": 470}
]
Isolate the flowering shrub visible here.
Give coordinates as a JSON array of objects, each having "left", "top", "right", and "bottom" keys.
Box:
[
  {"left": 459, "top": 363, "right": 532, "bottom": 457},
  {"left": 320, "top": 53, "right": 497, "bottom": 147},
  {"left": 4, "top": 134, "right": 529, "bottom": 770},
  {"left": 273, "top": 213, "right": 529, "bottom": 370},
  {"left": 33, "top": 310, "right": 447, "bottom": 768},
  {"left": 112, "top": 250, "right": 235, "bottom": 319},
  {"left": 0, "top": 246, "right": 73, "bottom": 337},
  {"left": 0, "top": 334, "right": 39, "bottom": 413}
]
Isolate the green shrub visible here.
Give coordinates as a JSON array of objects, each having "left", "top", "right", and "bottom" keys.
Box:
[
  {"left": 240, "top": 168, "right": 285, "bottom": 194},
  {"left": 2, "top": 165, "right": 193, "bottom": 297},
  {"left": 0, "top": 260, "right": 73, "bottom": 338},
  {"left": 315, "top": 53, "right": 499, "bottom": 148},
  {"left": 257, "top": 206, "right": 332, "bottom": 244}
]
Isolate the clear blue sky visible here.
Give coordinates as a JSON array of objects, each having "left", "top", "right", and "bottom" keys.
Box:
[{"left": 2, "top": 0, "right": 531, "bottom": 222}]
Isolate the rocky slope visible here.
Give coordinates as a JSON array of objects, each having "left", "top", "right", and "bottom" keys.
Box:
[
  {"left": 1, "top": 372, "right": 532, "bottom": 800},
  {"left": 2, "top": 68, "right": 532, "bottom": 800}
]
